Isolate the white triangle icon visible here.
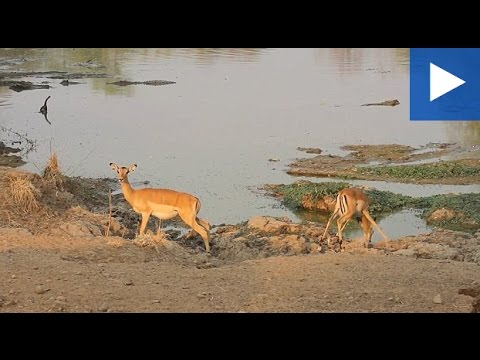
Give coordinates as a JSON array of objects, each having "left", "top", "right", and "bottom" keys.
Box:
[{"left": 430, "top": 63, "right": 465, "bottom": 101}]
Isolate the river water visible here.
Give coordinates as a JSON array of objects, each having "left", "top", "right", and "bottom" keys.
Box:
[{"left": 1, "top": 48, "right": 479, "bottom": 240}]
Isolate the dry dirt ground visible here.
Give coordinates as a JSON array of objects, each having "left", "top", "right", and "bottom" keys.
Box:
[{"left": 1, "top": 166, "right": 480, "bottom": 313}]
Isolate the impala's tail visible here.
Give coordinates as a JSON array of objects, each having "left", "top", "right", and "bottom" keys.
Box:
[{"left": 194, "top": 198, "right": 211, "bottom": 231}]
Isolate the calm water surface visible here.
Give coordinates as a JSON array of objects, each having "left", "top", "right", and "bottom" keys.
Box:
[{"left": 1, "top": 48, "right": 479, "bottom": 240}]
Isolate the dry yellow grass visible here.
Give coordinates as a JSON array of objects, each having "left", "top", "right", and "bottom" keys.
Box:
[
  {"left": 132, "top": 231, "right": 172, "bottom": 249},
  {"left": 43, "top": 152, "right": 64, "bottom": 189},
  {"left": 6, "top": 172, "right": 41, "bottom": 213}
]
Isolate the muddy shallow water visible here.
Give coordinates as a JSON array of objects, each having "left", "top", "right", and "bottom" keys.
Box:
[{"left": 1, "top": 48, "right": 479, "bottom": 239}]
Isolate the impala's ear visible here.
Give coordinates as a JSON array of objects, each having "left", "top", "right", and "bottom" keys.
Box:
[
  {"left": 128, "top": 164, "right": 137, "bottom": 173},
  {"left": 110, "top": 162, "right": 119, "bottom": 172}
]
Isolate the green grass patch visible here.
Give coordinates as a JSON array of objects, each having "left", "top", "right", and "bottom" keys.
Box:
[
  {"left": 272, "top": 181, "right": 350, "bottom": 209},
  {"left": 360, "top": 161, "right": 480, "bottom": 179},
  {"left": 363, "top": 189, "right": 414, "bottom": 213},
  {"left": 421, "top": 193, "right": 480, "bottom": 232}
]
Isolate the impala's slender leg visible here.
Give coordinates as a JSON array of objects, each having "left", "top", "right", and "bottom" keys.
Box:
[
  {"left": 178, "top": 210, "right": 210, "bottom": 252},
  {"left": 139, "top": 212, "right": 151, "bottom": 236}
]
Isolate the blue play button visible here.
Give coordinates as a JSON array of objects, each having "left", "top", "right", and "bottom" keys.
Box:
[
  {"left": 410, "top": 48, "right": 480, "bottom": 121},
  {"left": 429, "top": 63, "right": 465, "bottom": 101}
]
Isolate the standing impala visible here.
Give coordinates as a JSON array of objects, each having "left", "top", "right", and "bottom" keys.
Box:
[
  {"left": 110, "top": 163, "right": 211, "bottom": 252},
  {"left": 322, "top": 187, "right": 389, "bottom": 248}
]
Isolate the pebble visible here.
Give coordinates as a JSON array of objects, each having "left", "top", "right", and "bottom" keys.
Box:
[
  {"left": 35, "top": 285, "right": 49, "bottom": 294},
  {"left": 433, "top": 294, "right": 443, "bottom": 304}
]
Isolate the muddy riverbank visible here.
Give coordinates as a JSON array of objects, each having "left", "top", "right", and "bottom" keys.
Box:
[
  {"left": 288, "top": 144, "right": 480, "bottom": 185},
  {"left": 0, "top": 163, "right": 479, "bottom": 312}
]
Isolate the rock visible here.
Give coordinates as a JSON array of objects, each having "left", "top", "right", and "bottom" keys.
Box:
[
  {"left": 124, "top": 280, "right": 134, "bottom": 286},
  {"left": 247, "top": 216, "right": 292, "bottom": 233},
  {"left": 428, "top": 208, "right": 457, "bottom": 222},
  {"left": 458, "top": 286, "right": 480, "bottom": 298},
  {"left": 308, "top": 243, "right": 321, "bottom": 253},
  {"left": 35, "top": 285, "right": 49, "bottom": 294},
  {"left": 98, "top": 304, "right": 109, "bottom": 312},
  {"left": 397, "top": 243, "right": 460, "bottom": 260},
  {"left": 268, "top": 234, "right": 307, "bottom": 255},
  {"left": 433, "top": 294, "right": 443, "bottom": 304},
  {"left": 304, "top": 228, "right": 324, "bottom": 238},
  {"left": 297, "top": 147, "right": 322, "bottom": 154}
]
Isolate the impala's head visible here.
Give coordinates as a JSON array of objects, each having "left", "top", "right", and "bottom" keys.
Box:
[
  {"left": 359, "top": 215, "right": 374, "bottom": 242},
  {"left": 110, "top": 162, "right": 137, "bottom": 183}
]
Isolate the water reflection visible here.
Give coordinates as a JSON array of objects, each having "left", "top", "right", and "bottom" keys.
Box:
[
  {"left": 446, "top": 122, "right": 480, "bottom": 147},
  {"left": 0, "top": 48, "right": 265, "bottom": 73},
  {"left": 167, "top": 48, "right": 264, "bottom": 64},
  {"left": 322, "top": 48, "right": 410, "bottom": 75}
]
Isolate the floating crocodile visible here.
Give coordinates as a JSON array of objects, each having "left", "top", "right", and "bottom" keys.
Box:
[
  {"left": 109, "top": 80, "right": 176, "bottom": 87},
  {"left": 361, "top": 99, "right": 400, "bottom": 107}
]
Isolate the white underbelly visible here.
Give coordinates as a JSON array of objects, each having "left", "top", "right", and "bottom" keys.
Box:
[
  {"left": 152, "top": 206, "right": 178, "bottom": 220},
  {"left": 131, "top": 204, "right": 179, "bottom": 220}
]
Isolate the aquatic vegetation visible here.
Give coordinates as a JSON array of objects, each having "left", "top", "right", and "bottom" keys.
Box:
[
  {"left": 360, "top": 161, "right": 480, "bottom": 179},
  {"left": 267, "top": 181, "right": 480, "bottom": 232}
]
